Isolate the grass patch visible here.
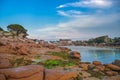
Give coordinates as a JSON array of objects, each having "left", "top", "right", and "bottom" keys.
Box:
[
  {"left": 44, "top": 59, "right": 75, "bottom": 69},
  {"left": 49, "top": 52, "right": 80, "bottom": 65},
  {"left": 49, "top": 52, "right": 69, "bottom": 59}
]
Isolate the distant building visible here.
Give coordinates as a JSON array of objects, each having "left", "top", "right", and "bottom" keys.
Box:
[
  {"left": 39, "top": 40, "right": 45, "bottom": 44},
  {"left": 59, "top": 39, "right": 72, "bottom": 46}
]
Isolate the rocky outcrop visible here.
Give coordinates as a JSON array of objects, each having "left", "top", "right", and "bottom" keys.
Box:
[
  {"left": 93, "top": 61, "right": 102, "bottom": 66},
  {"left": 0, "top": 74, "right": 6, "bottom": 80},
  {"left": 16, "top": 45, "right": 30, "bottom": 55},
  {"left": 45, "top": 69, "right": 78, "bottom": 80},
  {"left": 70, "top": 51, "right": 81, "bottom": 59},
  {"left": 106, "top": 71, "right": 118, "bottom": 76},
  {"left": 107, "top": 64, "right": 120, "bottom": 71},
  {"left": 59, "top": 47, "right": 71, "bottom": 52},
  {"left": 112, "top": 59, "right": 120, "bottom": 67},
  {"left": 0, "top": 65, "right": 44, "bottom": 80},
  {"left": 0, "top": 58, "right": 12, "bottom": 69},
  {"left": 96, "top": 65, "right": 105, "bottom": 71},
  {"left": 80, "top": 64, "right": 89, "bottom": 71},
  {"left": 46, "top": 44, "right": 56, "bottom": 49},
  {"left": 103, "top": 75, "right": 120, "bottom": 80},
  {"left": 84, "top": 77, "right": 100, "bottom": 80},
  {"left": 88, "top": 64, "right": 95, "bottom": 70}
]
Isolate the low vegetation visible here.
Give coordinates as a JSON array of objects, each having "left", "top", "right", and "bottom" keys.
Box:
[
  {"left": 50, "top": 52, "right": 69, "bottom": 59},
  {"left": 44, "top": 59, "right": 75, "bottom": 69},
  {"left": 49, "top": 52, "right": 80, "bottom": 64},
  {"left": 11, "top": 57, "right": 32, "bottom": 67}
]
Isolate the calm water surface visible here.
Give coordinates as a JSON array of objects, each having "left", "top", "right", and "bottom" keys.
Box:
[{"left": 65, "top": 46, "right": 120, "bottom": 64}]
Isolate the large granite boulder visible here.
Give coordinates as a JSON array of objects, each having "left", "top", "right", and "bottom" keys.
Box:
[
  {"left": 8, "top": 72, "right": 43, "bottom": 80},
  {"left": 0, "top": 65, "right": 44, "bottom": 80},
  {"left": 92, "top": 61, "right": 102, "bottom": 66},
  {"left": 45, "top": 69, "right": 78, "bottom": 80},
  {"left": 96, "top": 65, "right": 105, "bottom": 71},
  {"left": 107, "top": 64, "right": 120, "bottom": 71},
  {"left": 106, "top": 71, "right": 118, "bottom": 76},
  {"left": 70, "top": 51, "right": 81, "bottom": 59}
]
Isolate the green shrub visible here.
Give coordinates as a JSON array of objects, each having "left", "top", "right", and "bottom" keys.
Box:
[
  {"left": 44, "top": 60, "right": 75, "bottom": 69},
  {"left": 49, "top": 52, "right": 80, "bottom": 65}
]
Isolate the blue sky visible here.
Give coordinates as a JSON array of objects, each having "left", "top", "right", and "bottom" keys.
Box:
[{"left": 0, "top": 0, "right": 120, "bottom": 40}]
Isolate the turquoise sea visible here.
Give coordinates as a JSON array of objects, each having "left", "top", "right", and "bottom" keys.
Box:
[{"left": 65, "top": 46, "right": 120, "bottom": 64}]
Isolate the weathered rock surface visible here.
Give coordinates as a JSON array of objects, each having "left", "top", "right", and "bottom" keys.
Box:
[
  {"left": 0, "top": 74, "right": 6, "bottom": 80},
  {"left": 93, "top": 61, "right": 102, "bottom": 66},
  {"left": 106, "top": 71, "right": 118, "bottom": 76},
  {"left": 80, "top": 64, "right": 88, "bottom": 70},
  {"left": 8, "top": 72, "right": 43, "bottom": 80},
  {"left": 46, "top": 44, "right": 56, "bottom": 49},
  {"left": 59, "top": 47, "right": 71, "bottom": 52},
  {"left": 96, "top": 65, "right": 105, "bottom": 71},
  {"left": 45, "top": 69, "right": 78, "bottom": 80},
  {"left": 70, "top": 51, "right": 80, "bottom": 59},
  {"left": 113, "top": 59, "right": 120, "bottom": 67},
  {"left": 80, "top": 71, "right": 91, "bottom": 78},
  {"left": 84, "top": 77, "right": 100, "bottom": 80},
  {"left": 0, "top": 58, "right": 12, "bottom": 69},
  {"left": 103, "top": 75, "right": 120, "bottom": 80},
  {"left": 88, "top": 64, "right": 95, "bottom": 70},
  {"left": 107, "top": 64, "right": 120, "bottom": 71},
  {"left": 0, "top": 65, "right": 44, "bottom": 79}
]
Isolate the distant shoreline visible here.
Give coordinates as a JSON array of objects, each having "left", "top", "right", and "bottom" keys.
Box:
[{"left": 61, "top": 45, "right": 120, "bottom": 49}]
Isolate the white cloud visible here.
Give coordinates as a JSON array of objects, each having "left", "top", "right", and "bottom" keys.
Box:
[
  {"left": 57, "top": 0, "right": 113, "bottom": 9},
  {"left": 57, "top": 10, "right": 69, "bottom": 17},
  {"left": 57, "top": 10, "right": 82, "bottom": 17},
  {"left": 29, "top": 13, "right": 120, "bottom": 40}
]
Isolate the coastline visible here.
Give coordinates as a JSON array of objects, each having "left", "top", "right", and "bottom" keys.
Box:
[{"left": 0, "top": 37, "right": 120, "bottom": 80}]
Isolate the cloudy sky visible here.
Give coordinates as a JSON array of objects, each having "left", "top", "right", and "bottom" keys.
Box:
[{"left": 0, "top": 0, "right": 120, "bottom": 40}]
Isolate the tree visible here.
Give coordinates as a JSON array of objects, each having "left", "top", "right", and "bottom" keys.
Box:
[
  {"left": 0, "top": 27, "right": 4, "bottom": 31},
  {"left": 7, "top": 24, "right": 28, "bottom": 37}
]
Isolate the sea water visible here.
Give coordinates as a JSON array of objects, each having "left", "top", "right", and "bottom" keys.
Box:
[{"left": 65, "top": 46, "right": 120, "bottom": 64}]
